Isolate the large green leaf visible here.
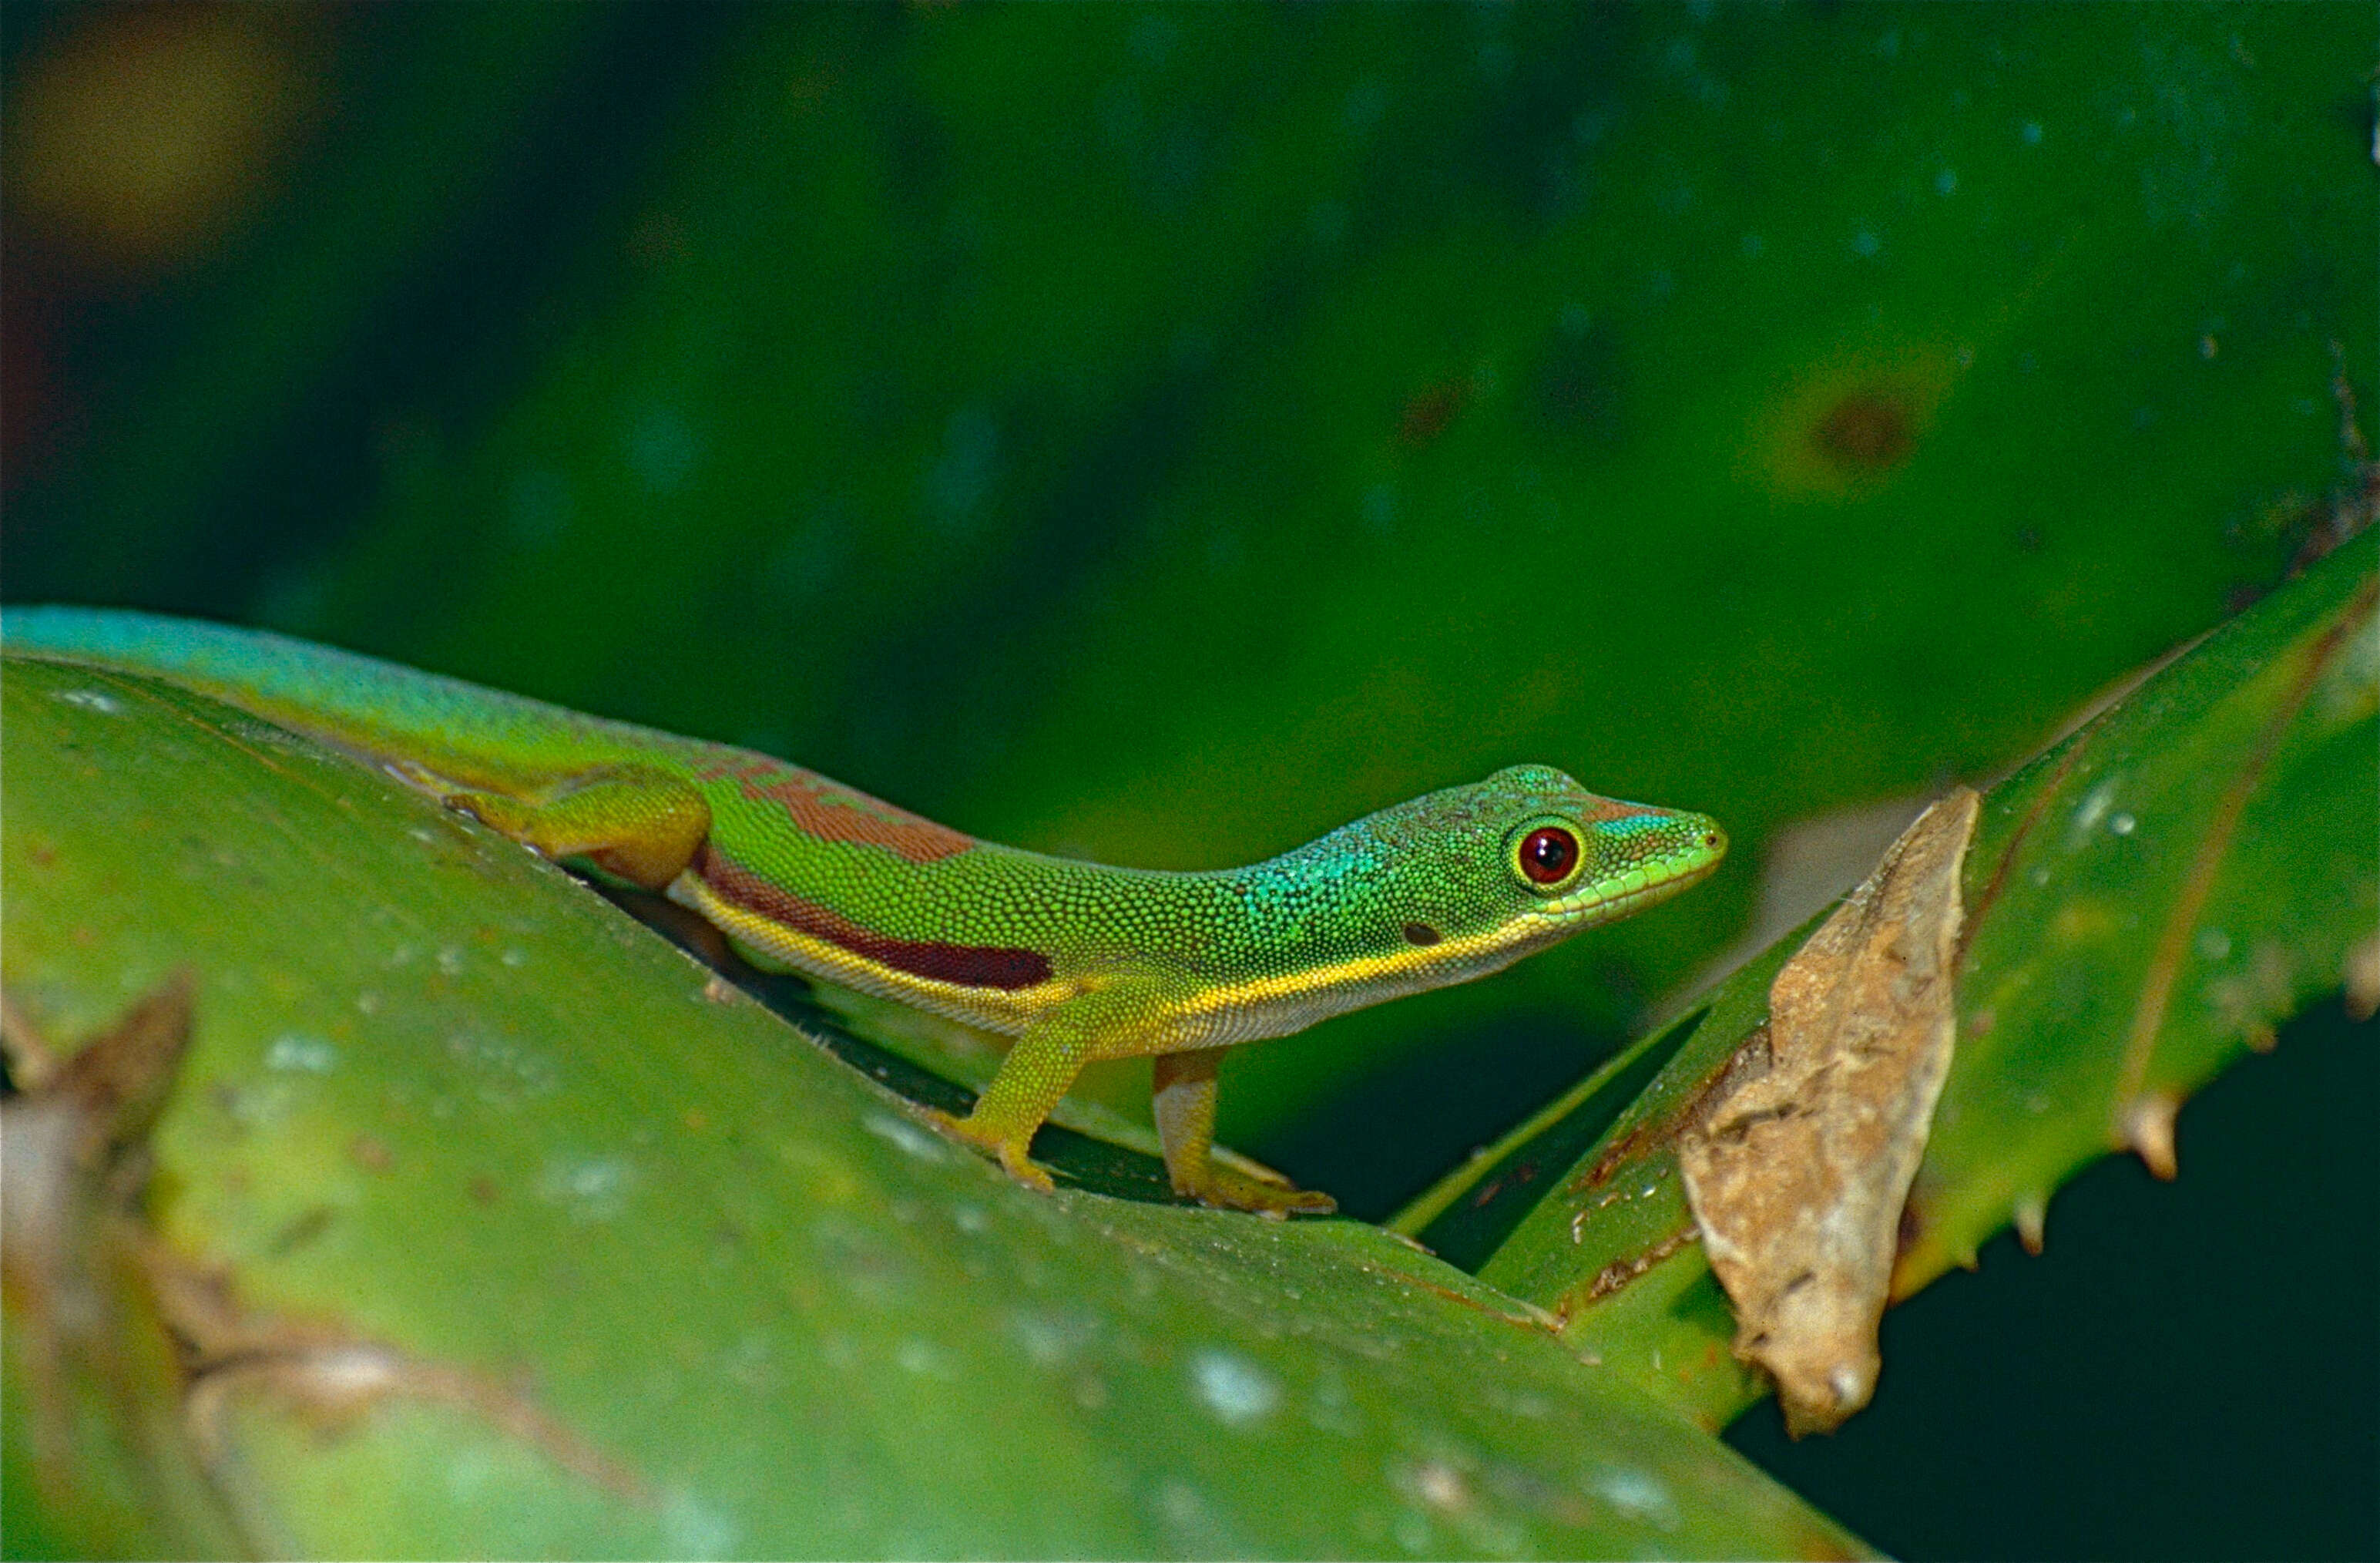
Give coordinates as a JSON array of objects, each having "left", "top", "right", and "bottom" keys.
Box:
[
  {"left": 1397, "top": 533, "right": 2377, "bottom": 1429},
  {"left": 0, "top": 656, "right": 1864, "bottom": 1559},
  {"left": 4, "top": 5, "right": 2370, "bottom": 1549},
  {"left": 9, "top": 5, "right": 2365, "bottom": 1188}
]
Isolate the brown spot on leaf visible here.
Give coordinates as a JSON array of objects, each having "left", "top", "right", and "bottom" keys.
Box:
[
  {"left": 1744, "top": 347, "right": 1957, "bottom": 499},
  {"left": 1398, "top": 381, "right": 1467, "bottom": 447},
  {"left": 1814, "top": 391, "right": 1916, "bottom": 471},
  {"left": 1679, "top": 787, "right": 1978, "bottom": 1437}
]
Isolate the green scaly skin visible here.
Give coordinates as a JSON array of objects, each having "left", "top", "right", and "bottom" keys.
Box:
[{"left": 2, "top": 608, "right": 1727, "bottom": 1215}]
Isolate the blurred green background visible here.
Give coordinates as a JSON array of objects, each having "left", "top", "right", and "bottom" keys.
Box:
[{"left": 4, "top": 4, "right": 2372, "bottom": 1555}]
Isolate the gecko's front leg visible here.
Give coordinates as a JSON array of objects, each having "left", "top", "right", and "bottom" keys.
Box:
[{"left": 926, "top": 981, "right": 1167, "bottom": 1194}]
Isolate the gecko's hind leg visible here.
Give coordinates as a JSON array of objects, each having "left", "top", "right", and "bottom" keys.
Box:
[
  {"left": 435, "top": 765, "right": 711, "bottom": 890},
  {"left": 1153, "top": 1047, "right": 1335, "bottom": 1218}
]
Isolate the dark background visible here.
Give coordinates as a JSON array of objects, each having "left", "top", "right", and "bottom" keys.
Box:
[{"left": 4, "top": 5, "right": 2372, "bottom": 1555}]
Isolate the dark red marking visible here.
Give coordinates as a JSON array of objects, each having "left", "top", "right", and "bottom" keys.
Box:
[
  {"left": 1519, "top": 825, "right": 1580, "bottom": 886},
  {"left": 692, "top": 758, "right": 974, "bottom": 864},
  {"left": 696, "top": 845, "right": 1052, "bottom": 990}
]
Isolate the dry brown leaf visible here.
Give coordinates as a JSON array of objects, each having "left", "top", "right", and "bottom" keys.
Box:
[{"left": 1679, "top": 785, "right": 1979, "bottom": 1436}]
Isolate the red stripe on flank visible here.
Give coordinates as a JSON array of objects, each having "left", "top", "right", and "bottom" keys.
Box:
[
  {"left": 697, "top": 845, "right": 1052, "bottom": 991},
  {"left": 1578, "top": 797, "right": 1663, "bottom": 824},
  {"left": 692, "top": 758, "right": 975, "bottom": 864}
]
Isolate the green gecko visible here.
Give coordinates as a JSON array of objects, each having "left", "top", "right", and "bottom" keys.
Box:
[{"left": 2, "top": 607, "right": 1727, "bottom": 1215}]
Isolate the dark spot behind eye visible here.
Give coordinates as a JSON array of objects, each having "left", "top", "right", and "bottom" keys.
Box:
[{"left": 1401, "top": 922, "right": 1442, "bottom": 947}]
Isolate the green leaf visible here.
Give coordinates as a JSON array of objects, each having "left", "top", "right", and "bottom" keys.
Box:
[
  {"left": 1398, "top": 532, "right": 2378, "bottom": 1430},
  {"left": 12, "top": 5, "right": 2365, "bottom": 1183},
  {"left": 0, "top": 657, "right": 1866, "bottom": 1558}
]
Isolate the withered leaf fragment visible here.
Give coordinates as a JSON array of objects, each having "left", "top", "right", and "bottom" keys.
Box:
[
  {"left": 1, "top": 972, "right": 248, "bottom": 1555},
  {"left": 1679, "top": 786, "right": 1979, "bottom": 1436}
]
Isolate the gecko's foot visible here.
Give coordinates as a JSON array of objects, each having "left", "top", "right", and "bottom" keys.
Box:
[
  {"left": 1211, "top": 1145, "right": 1300, "bottom": 1189},
  {"left": 923, "top": 1108, "right": 1056, "bottom": 1195},
  {"left": 1179, "top": 1169, "right": 1338, "bottom": 1220}
]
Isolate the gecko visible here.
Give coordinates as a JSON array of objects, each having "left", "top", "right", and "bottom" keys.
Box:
[{"left": 2, "top": 607, "right": 1727, "bottom": 1215}]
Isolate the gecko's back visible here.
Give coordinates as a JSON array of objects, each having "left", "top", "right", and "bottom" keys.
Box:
[{"left": 0, "top": 607, "right": 1183, "bottom": 972}]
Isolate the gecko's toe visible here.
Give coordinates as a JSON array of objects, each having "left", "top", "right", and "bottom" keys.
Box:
[
  {"left": 921, "top": 1108, "right": 1059, "bottom": 1193},
  {"left": 1190, "top": 1175, "right": 1337, "bottom": 1218},
  {"left": 996, "top": 1145, "right": 1058, "bottom": 1195}
]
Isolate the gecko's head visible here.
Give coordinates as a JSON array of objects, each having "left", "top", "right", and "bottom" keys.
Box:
[
  {"left": 1482, "top": 763, "right": 1727, "bottom": 930},
  {"left": 1230, "top": 765, "right": 1727, "bottom": 1017},
  {"left": 1367, "top": 765, "right": 1727, "bottom": 958}
]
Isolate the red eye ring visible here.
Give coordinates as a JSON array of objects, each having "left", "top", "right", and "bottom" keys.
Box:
[{"left": 1518, "top": 825, "right": 1581, "bottom": 886}]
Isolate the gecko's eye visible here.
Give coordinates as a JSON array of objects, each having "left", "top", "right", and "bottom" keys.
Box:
[{"left": 1515, "top": 824, "right": 1582, "bottom": 889}]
